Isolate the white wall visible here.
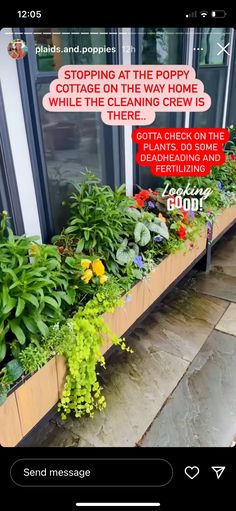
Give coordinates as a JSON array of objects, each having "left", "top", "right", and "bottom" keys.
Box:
[{"left": 0, "top": 28, "right": 42, "bottom": 238}]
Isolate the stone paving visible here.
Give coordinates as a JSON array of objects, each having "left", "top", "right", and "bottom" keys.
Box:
[{"left": 29, "top": 226, "right": 236, "bottom": 447}]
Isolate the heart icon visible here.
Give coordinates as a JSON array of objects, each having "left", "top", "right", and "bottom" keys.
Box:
[{"left": 184, "top": 466, "right": 200, "bottom": 479}]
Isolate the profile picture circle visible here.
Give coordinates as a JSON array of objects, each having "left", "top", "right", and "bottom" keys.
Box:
[{"left": 8, "top": 39, "right": 28, "bottom": 60}]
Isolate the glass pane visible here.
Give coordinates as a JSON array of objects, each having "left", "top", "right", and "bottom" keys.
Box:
[
  {"left": 142, "top": 27, "right": 183, "bottom": 64},
  {"left": 34, "top": 28, "right": 107, "bottom": 71},
  {"left": 37, "top": 82, "right": 108, "bottom": 233},
  {"left": 199, "top": 28, "right": 229, "bottom": 65},
  {"left": 193, "top": 67, "right": 227, "bottom": 127},
  {"left": 227, "top": 53, "right": 236, "bottom": 127},
  {"left": 138, "top": 28, "right": 184, "bottom": 188}
]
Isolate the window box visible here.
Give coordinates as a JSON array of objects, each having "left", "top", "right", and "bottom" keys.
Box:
[{"left": 0, "top": 229, "right": 209, "bottom": 447}]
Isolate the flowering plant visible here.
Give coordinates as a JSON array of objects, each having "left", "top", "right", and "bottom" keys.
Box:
[{"left": 81, "top": 258, "right": 108, "bottom": 285}]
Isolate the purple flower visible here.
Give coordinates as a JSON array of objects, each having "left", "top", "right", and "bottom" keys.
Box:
[
  {"left": 188, "top": 209, "right": 195, "bottom": 219},
  {"left": 147, "top": 200, "right": 155, "bottom": 208},
  {"left": 154, "top": 235, "right": 163, "bottom": 243},
  {"left": 133, "top": 255, "right": 144, "bottom": 269},
  {"left": 218, "top": 181, "right": 225, "bottom": 192}
]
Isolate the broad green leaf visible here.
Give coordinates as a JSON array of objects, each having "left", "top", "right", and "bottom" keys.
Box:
[
  {"left": 6, "top": 359, "right": 23, "bottom": 381},
  {"left": 23, "top": 293, "right": 39, "bottom": 308},
  {"left": 15, "top": 298, "right": 25, "bottom": 317},
  {"left": 1, "top": 267, "right": 18, "bottom": 281},
  {"left": 75, "top": 239, "right": 85, "bottom": 253},
  {"left": 36, "top": 319, "right": 49, "bottom": 338},
  {"left": 58, "top": 289, "right": 75, "bottom": 305},
  {"left": 2, "top": 297, "right": 17, "bottom": 314},
  {"left": 9, "top": 320, "right": 26, "bottom": 344},
  {"left": 0, "top": 323, "right": 9, "bottom": 343},
  {"left": 22, "top": 315, "right": 38, "bottom": 334},
  {"left": 0, "top": 341, "right": 6, "bottom": 362},
  {"left": 84, "top": 230, "right": 90, "bottom": 241},
  {"left": 42, "top": 296, "right": 59, "bottom": 309},
  {"left": 2, "top": 285, "right": 9, "bottom": 308},
  {"left": 64, "top": 225, "right": 79, "bottom": 234}
]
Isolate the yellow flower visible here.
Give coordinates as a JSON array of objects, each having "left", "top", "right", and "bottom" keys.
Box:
[
  {"left": 158, "top": 213, "right": 166, "bottom": 223},
  {"left": 29, "top": 243, "right": 39, "bottom": 255},
  {"left": 99, "top": 275, "right": 108, "bottom": 284},
  {"left": 92, "top": 259, "right": 105, "bottom": 276},
  {"left": 81, "top": 259, "right": 91, "bottom": 270},
  {"left": 81, "top": 269, "right": 93, "bottom": 283}
]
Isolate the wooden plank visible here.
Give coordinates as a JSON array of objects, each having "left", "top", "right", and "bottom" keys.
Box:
[
  {"left": 55, "top": 355, "right": 67, "bottom": 398},
  {"left": 0, "top": 392, "right": 23, "bottom": 447},
  {"left": 15, "top": 358, "right": 58, "bottom": 437},
  {"left": 213, "top": 205, "right": 236, "bottom": 241}
]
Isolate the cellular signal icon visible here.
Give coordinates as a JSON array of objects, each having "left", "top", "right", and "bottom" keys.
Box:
[{"left": 186, "top": 11, "right": 197, "bottom": 18}]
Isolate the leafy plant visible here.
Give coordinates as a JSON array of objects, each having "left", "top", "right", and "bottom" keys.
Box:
[
  {"left": 0, "top": 212, "right": 74, "bottom": 366},
  {"left": 134, "top": 222, "right": 151, "bottom": 246},
  {"left": 116, "top": 239, "right": 138, "bottom": 266},
  {"left": 0, "top": 360, "right": 23, "bottom": 405},
  {"left": 63, "top": 172, "right": 136, "bottom": 273},
  {"left": 18, "top": 341, "right": 52, "bottom": 375},
  {"left": 49, "top": 280, "right": 132, "bottom": 419}
]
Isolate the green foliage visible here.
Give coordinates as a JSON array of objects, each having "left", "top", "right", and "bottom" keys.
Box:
[
  {"left": 0, "top": 212, "right": 74, "bottom": 367},
  {"left": 116, "top": 239, "right": 138, "bottom": 266},
  {"left": 49, "top": 280, "right": 132, "bottom": 419},
  {"left": 5, "top": 359, "right": 23, "bottom": 381},
  {"left": 63, "top": 172, "right": 136, "bottom": 272},
  {"left": 18, "top": 341, "right": 52, "bottom": 375},
  {"left": 0, "top": 368, "right": 11, "bottom": 405},
  {"left": 0, "top": 360, "right": 23, "bottom": 405},
  {"left": 134, "top": 221, "right": 151, "bottom": 246}
]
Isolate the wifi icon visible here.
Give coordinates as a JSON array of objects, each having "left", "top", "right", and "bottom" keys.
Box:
[{"left": 200, "top": 11, "right": 208, "bottom": 17}]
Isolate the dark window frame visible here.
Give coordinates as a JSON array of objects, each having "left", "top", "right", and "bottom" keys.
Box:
[{"left": 0, "top": 84, "right": 24, "bottom": 235}]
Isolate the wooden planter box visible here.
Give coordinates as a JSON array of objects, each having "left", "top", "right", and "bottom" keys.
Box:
[
  {"left": 0, "top": 230, "right": 207, "bottom": 447},
  {"left": 212, "top": 204, "right": 236, "bottom": 241}
]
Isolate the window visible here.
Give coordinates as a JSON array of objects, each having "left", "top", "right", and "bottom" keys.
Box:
[
  {"left": 227, "top": 36, "right": 236, "bottom": 127},
  {"left": 135, "top": 28, "right": 186, "bottom": 189},
  {"left": 21, "top": 28, "right": 123, "bottom": 237},
  {"left": 192, "top": 28, "right": 230, "bottom": 128},
  {"left": 0, "top": 87, "right": 24, "bottom": 234},
  {"left": 34, "top": 28, "right": 108, "bottom": 71}
]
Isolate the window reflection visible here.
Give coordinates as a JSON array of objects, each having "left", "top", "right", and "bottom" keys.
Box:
[
  {"left": 199, "top": 28, "right": 228, "bottom": 65},
  {"left": 37, "top": 83, "right": 105, "bottom": 233},
  {"left": 34, "top": 28, "right": 107, "bottom": 71}
]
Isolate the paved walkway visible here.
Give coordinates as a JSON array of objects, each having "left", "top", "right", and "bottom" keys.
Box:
[{"left": 29, "top": 225, "right": 236, "bottom": 447}]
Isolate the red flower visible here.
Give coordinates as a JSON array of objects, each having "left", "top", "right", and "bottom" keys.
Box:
[
  {"left": 177, "top": 224, "right": 187, "bottom": 240},
  {"left": 133, "top": 189, "right": 150, "bottom": 208},
  {"left": 139, "top": 190, "right": 150, "bottom": 200},
  {"left": 229, "top": 153, "right": 236, "bottom": 160},
  {"left": 181, "top": 209, "right": 188, "bottom": 222},
  {"left": 134, "top": 197, "right": 145, "bottom": 207}
]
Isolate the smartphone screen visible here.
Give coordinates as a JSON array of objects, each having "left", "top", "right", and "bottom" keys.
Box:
[{"left": 0, "top": 7, "right": 235, "bottom": 510}]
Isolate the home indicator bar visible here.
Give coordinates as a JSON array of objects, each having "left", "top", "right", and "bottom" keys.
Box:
[{"left": 75, "top": 504, "right": 161, "bottom": 508}]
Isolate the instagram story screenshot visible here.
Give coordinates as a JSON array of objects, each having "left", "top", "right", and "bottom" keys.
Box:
[{"left": 0, "top": 6, "right": 235, "bottom": 510}]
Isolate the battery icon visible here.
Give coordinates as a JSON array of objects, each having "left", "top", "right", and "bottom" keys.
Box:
[{"left": 211, "top": 10, "right": 227, "bottom": 18}]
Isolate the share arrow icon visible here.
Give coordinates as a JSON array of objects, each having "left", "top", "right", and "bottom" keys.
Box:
[{"left": 211, "top": 466, "right": 226, "bottom": 479}]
